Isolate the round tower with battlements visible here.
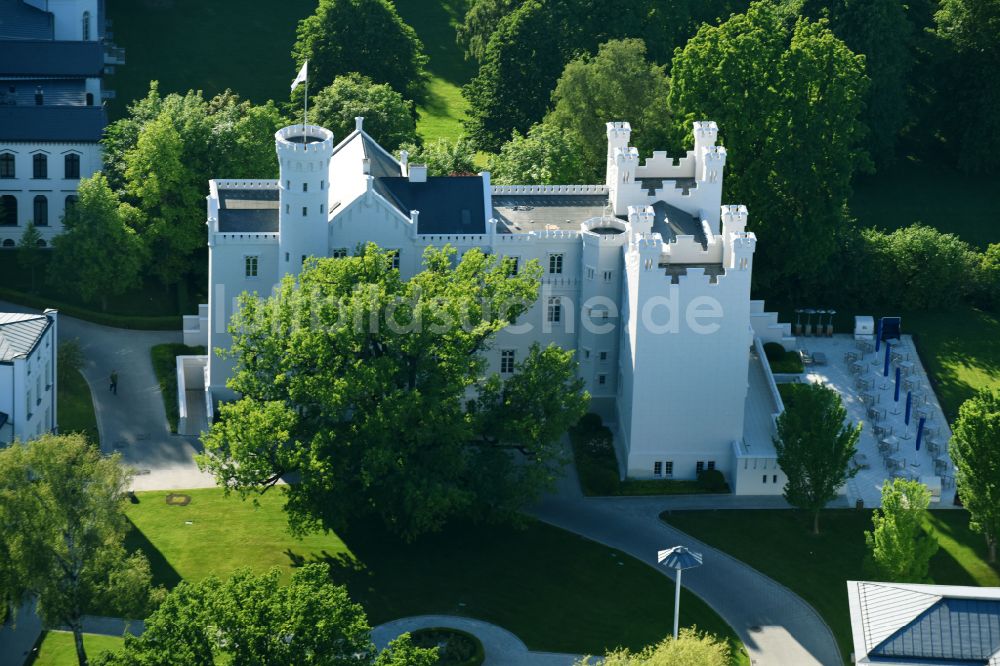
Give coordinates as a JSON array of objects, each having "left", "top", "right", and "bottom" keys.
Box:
[{"left": 275, "top": 124, "right": 335, "bottom": 276}]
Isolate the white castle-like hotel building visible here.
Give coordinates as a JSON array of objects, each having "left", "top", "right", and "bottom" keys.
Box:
[{"left": 184, "top": 118, "right": 796, "bottom": 495}]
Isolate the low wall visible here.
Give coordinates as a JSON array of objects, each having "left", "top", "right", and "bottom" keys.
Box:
[{"left": 176, "top": 355, "right": 208, "bottom": 435}]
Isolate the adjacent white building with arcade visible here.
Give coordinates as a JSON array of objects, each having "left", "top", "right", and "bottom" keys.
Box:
[{"left": 185, "top": 118, "right": 796, "bottom": 493}]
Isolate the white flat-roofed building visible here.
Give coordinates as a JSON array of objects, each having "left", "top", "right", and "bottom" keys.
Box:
[{"left": 0, "top": 309, "right": 58, "bottom": 444}]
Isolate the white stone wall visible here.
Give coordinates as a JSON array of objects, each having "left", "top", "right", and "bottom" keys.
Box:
[
  {"left": 24, "top": 0, "right": 99, "bottom": 40},
  {"left": 0, "top": 311, "right": 58, "bottom": 444}
]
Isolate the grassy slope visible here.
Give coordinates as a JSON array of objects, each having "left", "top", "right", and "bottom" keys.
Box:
[
  {"left": 57, "top": 368, "right": 99, "bottom": 445},
  {"left": 150, "top": 343, "right": 206, "bottom": 434},
  {"left": 32, "top": 631, "right": 125, "bottom": 666},
  {"left": 662, "top": 509, "right": 1000, "bottom": 664},
  {"left": 125, "top": 488, "right": 745, "bottom": 660}
]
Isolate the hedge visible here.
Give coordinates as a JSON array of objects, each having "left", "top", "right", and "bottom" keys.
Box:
[{"left": 0, "top": 287, "right": 182, "bottom": 330}]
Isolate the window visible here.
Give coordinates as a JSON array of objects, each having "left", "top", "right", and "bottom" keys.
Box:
[
  {"left": 389, "top": 250, "right": 400, "bottom": 270},
  {"left": 707, "top": 461, "right": 716, "bottom": 471},
  {"left": 244, "top": 255, "right": 258, "bottom": 278},
  {"left": 547, "top": 297, "right": 561, "bottom": 323},
  {"left": 762, "top": 475, "right": 768, "bottom": 484},
  {"left": 696, "top": 461, "right": 705, "bottom": 474},
  {"left": 500, "top": 349, "right": 515, "bottom": 374},
  {"left": 286, "top": 180, "right": 290, "bottom": 189},
  {"left": 284, "top": 252, "right": 289, "bottom": 262},
  {"left": 548, "top": 253, "right": 563, "bottom": 274},
  {"left": 0, "top": 195, "right": 16, "bottom": 226},
  {"left": 33, "top": 153, "right": 47, "bottom": 179},
  {"left": 506, "top": 256, "right": 519, "bottom": 275},
  {"left": 33, "top": 195, "right": 47, "bottom": 226},
  {"left": 583, "top": 348, "right": 590, "bottom": 360},
  {"left": 65, "top": 195, "right": 78, "bottom": 214},
  {"left": 586, "top": 266, "right": 595, "bottom": 280},
  {"left": 664, "top": 461, "right": 674, "bottom": 476},
  {"left": 332, "top": 248, "right": 348, "bottom": 259},
  {"left": 599, "top": 351, "right": 608, "bottom": 362},
  {"left": 301, "top": 255, "right": 307, "bottom": 266},
  {"left": 603, "top": 270, "right": 613, "bottom": 282},
  {"left": 654, "top": 462, "right": 663, "bottom": 477},
  {"left": 643, "top": 258, "right": 653, "bottom": 270},
  {"left": 1, "top": 239, "right": 13, "bottom": 247},
  {"left": 773, "top": 474, "right": 778, "bottom": 484},
  {"left": 598, "top": 374, "right": 607, "bottom": 386},
  {"left": 64, "top": 153, "right": 80, "bottom": 179},
  {"left": 303, "top": 182, "right": 308, "bottom": 192},
  {"left": 302, "top": 206, "right": 307, "bottom": 216},
  {"left": 0, "top": 153, "right": 13, "bottom": 178},
  {"left": 320, "top": 204, "right": 324, "bottom": 214},
  {"left": 82, "top": 11, "right": 90, "bottom": 39},
  {"left": 86, "top": 92, "right": 93, "bottom": 106},
  {"left": 320, "top": 180, "right": 325, "bottom": 190}
]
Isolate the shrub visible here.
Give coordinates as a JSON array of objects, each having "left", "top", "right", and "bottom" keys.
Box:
[
  {"left": 58, "top": 339, "right": 84, "bottom": 383},
  {"left": 763, "top": 342, "right": 785, "bottom": 361},
  {"left": 697, "top": 469, "right": 728, "bottom": 492},
  {"left": 410, "top": 628, "right": 485, "bottom": 666}
]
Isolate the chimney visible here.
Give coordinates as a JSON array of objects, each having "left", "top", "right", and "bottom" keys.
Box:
[
  {"left": 408, "top": 164, "right": 427, "bottom": 183},
  {"left": 355, "top": 116, "right": 364, "bottom": 132},
  {"left": 362, "top": 158, "right": 371, "bottom": 175},
  {"left": 399, "top": 149, "right": 409, "bottom": 176}
]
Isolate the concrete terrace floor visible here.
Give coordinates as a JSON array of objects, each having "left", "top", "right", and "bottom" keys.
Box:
[{"left": 793, "top": 334, "right": 956, "bottom": 508}]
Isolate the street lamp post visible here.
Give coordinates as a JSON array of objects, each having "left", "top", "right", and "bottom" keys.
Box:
[{"left": 658, "top": 545, "right": 703, "bottom": 640}]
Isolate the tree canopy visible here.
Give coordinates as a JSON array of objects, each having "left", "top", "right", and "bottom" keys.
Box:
[
  {"left": 456, "top": 0, "right": 526, "bottom": 63},
  {"left": 292, "top": 0, "right": 428, "bottom": 101},
  {"left": 48, "top": 173, "right": 146, "bottom": 312},
  {"left": 199, "top": 244, "right": 588, "bottom": 539},
  {"left": 546, "top": 39, "right": 672, "bottom": 182},
  {"left": 865, "top": 478, "right": 938, "bottom": 582},
  {"left": 950, "top": 389, "right": 1000, "bottom": 562},
  {"left": 311, "top": 73, "right": 417, "bottom": 151},
  {"left": 17, "top": 221, "right": 44, "bottom": 292},
  {"left": 669, "top": 0, "right": 870, "bottom": 295},
  {"left": 488, "top": 122, "right": 589, "bottom": 185},
  {"left": 0, "top": 434, "right": 158, "bottom": 666},
  {"left": 95, "top": 563, "right": 437, "bottom": 666},
  {"left": 774, "top": 382, "right": 861, "bottom": 534},
  {"left": 397, "top": 138, "right": 478, "bottom": 177},
  {"left": 576, "top": 628, "right": 731, "bottom": 665}
]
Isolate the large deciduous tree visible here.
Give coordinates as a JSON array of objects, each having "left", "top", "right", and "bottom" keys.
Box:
[
  {"left": 950, "top": 389, "right": 1000, "bottom": 562},
  {"left": 456, "top": 0, "right": 527, "bottom": 63},
  {"left": 292, "top": 0, "right": 428, "bottom": 101},
  {"left": 774, "top": 382, "right": 861, "bottom": 534},
  {"left": 0, "top": 434, "right": 158, "bottom": 666},
  {"left": 488, "top": 122, "right": 590, "bottom": 185},
  {"left": 546, "top": 39, "right": 672, "bottom": 182},
  {"left": 669, "top": 0, "right": 870, "bottom": 295},
  {"left": 311, "top": 74, "right": 417, "bottom": 150},
  {"left": 865, "top": 478, "right": 938, "bottom": 582},
  {"left": 199, "top": 245, "right": 588, "bottom": 539},
  {"left": 48, "top": 174, "right": 146, "bottom": 312},
  {"left": 94, "top": 563, "right": 437, "bottom": 666}
]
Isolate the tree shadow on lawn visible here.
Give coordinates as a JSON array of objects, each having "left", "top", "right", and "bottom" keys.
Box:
[{"left": 124, "top": 516, "right": 182, "bottom": 591}]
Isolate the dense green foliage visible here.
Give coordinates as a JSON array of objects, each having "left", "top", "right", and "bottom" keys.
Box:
[
  {"left": 950, "top": 389, "right": 1000, "bottom": 562},
  {"left": 398, "top": 138, "right": 479, "bottom": 176},
  {"left": 200, "top": 245, "right": 589, "bottom": 539},
  {"left": 49, "top": 174, "right": 146, "bottom": 312},
  {"left": 774, "top": 383, "right": 861, "bottom": 534},
  {"left": 546, "top": 39, "right": 671, "bottom": 181},
  {"left": 577, "top": 629, "right": 731, "bottom": 666},
  {"left": 311, "top": 74, "right": 418, "bottom": 150},
  {"left": 763, "top": 342, "right": 804, "bottom": 374},
  {"left": 456, "top": 0, "right": 525, "bottom": 63},
  {"left": 409, "top": 628, "right": 484, "bottom": 666},
  {"left": 16, "top": 222, "right": 44, "bottom": 292},
  {"left": 0, "top": 435, "right": 157, "bottom": 666},
  {"left": 292, "top": 0, "right": 428, "bottom": 101},
  {"left": 95, "top": 564, "right": 438, "bottom": 666},
  {"left": 865, "top": 479, "right": 939, "bottom": 581},
  {"left": 670, "top": 0, "right": 869, "bottom": 294},
  {"left": 488, "top": 122, "right": 589, "bottom": 185}
]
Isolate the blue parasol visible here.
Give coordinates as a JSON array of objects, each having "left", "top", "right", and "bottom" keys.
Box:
[
  {"left": 905, "top": 391, "right": 912, "bottom": 425},
  {"left": 883, "top": 341, "right": 891, "bottom": 377},
  {"left": 895, "top": 368, "right": 901, "bottom": 401},
  {"left": 915, "top": 416, "right": 926, "bottom": 451}
]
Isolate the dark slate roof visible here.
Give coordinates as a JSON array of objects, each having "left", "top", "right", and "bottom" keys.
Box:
[
  {"left": 651, "top": 200, "right": 705, "bottom": 246},
  {"left": 217, "top": 187, "right": 279, "bottom": 233},
  {"left": 360, "top": 133, "right": 402, "bottom": 178},
  {"left": 0, "top": 105, "right": 105, "bottom": 141},
  {"left": 0, "top": 312, "right": 50, "bottom": 362},
  {"left": 0, "top": 40, "right": 104, "bottom": 76},
  {"left": 872, "top": 598, "right": 1000, "bottom": 664},
  {"left": 0, "top": 0, "right": 53, "bottom": 40},
  {"left": 375, "top": 176, "right": 486, "bottom": 235}
]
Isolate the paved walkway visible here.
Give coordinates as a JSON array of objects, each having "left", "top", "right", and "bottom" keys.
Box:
[
  {"left": 529, "top": 469, "right": 843, "bottom": 666},
  {"left": 0, "top": 301, "right": 216, "bottom": 490},
  {"left": 372, "top": 615, "right": 583, "bottom": 665}
]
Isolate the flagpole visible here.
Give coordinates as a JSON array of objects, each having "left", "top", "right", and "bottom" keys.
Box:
[{"left": 304, "top": 67, "right": 308, "bottom": 129}]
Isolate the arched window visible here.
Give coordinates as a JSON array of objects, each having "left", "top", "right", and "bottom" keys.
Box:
[
  {"left": 0, "top": 153, "right": 13, "bottom": 178},
  {"left": 65, "top": 195, "right": 78, "bottom": 212},
  {"left": 32, "top": 154, "right": 47, "bottom": 179},
  {"left": 0, "top": 195, "right": 16, "bottom": 226},
  {"left": 82, "top": 11, "right": 90, "bottom": 40},
  {"left": 35, "top": 239, "right": 46, "bottom": 247},
  {"left": 64, "top": 154, "right": 80, "bottom": 179},
  {"left": 33, "top": 195, "right": 48, "bottom": 226},
  {"left": 2, "top": 239, "right": 15, "bottom": 247}
]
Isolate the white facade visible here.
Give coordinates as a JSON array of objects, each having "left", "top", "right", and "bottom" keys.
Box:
[
  {"left": 196, "top": 118, "right": 793, "bottom": 491},
  {"left": 0, "top": 310, "right": 58, "bottom": 445}
]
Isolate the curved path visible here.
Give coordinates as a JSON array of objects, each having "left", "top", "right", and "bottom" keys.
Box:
[
  {"left": 530, "top": 469, "right": 843, "bottom": 666},
  {"left": 372, "top": 615, "right": 582, "bottom": 665}
]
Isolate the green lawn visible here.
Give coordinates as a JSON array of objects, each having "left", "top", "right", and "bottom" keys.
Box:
[
  {"left": 661, "top": 509, "right": 1000, "bottom": 665},
  {"left": 150, "top": 343, "right": 206, "bottom": 434},
  {"left": 57, "top": 368, "right": 99, "bottom": 445},
  {"left": 123, "top": 488, "right": 746, "bottom": 661},
  {"left": 31, "top": 631, "right": 125, "bottom": 666},
  {"left": 851, "top": 159, "right": 997, "bottom": 250}
]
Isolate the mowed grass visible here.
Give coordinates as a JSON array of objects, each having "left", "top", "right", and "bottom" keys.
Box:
[
  {"left": 105, "top": 0, "right": 316, "bottom": 115},
  {"left": 662, "top": 509, "right": 1000, "bottom": 665},
  {"left": 852, "top": 158, "right": 997, "bottom": 249},
  {"left": 57, "top": 368, "right": 99, "bottom": 445},
  {"left": 32, "top": 631, "right": 125, "bottom": 666},
  {"left": 125, "top": 488, "right": 746, "bottom": 659}
]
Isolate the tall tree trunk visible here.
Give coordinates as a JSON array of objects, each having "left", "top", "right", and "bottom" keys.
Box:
[
  {"left": 813, "top": 510, "right": 820, "bottom": 535},
  {"left": 72, "top": 622, "right": 89, "bottom": 666}
]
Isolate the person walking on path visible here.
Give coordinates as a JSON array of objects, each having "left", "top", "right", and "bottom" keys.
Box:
[{"left": 109, "top": 370, "right": 118, "bottom": 395}]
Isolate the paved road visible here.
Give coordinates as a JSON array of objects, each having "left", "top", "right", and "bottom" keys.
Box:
[
  {"left": 530, "top": 469, "right": 843, "bottom": 666},
  {"left": 372, "top": 615, "right": 583, "bottom": 665},
  {"left": 0, "top": 301, "right": 215, "bottom": 490}
]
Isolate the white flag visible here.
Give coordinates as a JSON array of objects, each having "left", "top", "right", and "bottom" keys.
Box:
[{"left": 291, "top": 61, "right": 308, "bottom": 92}]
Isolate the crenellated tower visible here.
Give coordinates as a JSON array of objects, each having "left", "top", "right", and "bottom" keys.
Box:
[{"left": 275, "top": 124, "right": 335, "bottom": 275}]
